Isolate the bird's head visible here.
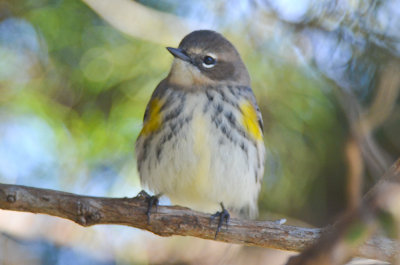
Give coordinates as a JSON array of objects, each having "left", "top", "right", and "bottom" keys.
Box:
[{"left": 166, "top": 30, "right": 250, "bottom": 89}]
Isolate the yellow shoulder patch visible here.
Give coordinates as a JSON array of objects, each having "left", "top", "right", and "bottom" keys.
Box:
[
  {"left": 140, "top": 98, "right": 163, "bottom": 136},
  {"left": 240, "top": 101, "right": 262, "bottom": 140}
]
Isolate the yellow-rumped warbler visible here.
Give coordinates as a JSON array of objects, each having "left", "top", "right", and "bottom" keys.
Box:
[{"left": 135, "top": 30, "right": 265, "bottom": 228}]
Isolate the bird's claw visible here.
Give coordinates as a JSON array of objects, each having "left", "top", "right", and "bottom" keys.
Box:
[
  {"left": 146, "top": 195, "right": 159, "bottom": 224},
  {"left": 210, "top": 204, "right": 230, "bottom": 239}
]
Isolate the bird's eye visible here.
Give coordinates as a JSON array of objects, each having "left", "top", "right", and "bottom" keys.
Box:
[{"left": 202, "top": 55, "right": 216, "bottom": 68}]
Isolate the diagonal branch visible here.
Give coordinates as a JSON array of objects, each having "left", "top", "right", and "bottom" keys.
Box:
[{"left": 0, "top": 183, "right": 396, "bottom": 261}]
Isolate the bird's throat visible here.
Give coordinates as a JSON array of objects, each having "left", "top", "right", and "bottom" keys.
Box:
[{"left": 167, "top": 59, "right": 213, "bottom": 88}]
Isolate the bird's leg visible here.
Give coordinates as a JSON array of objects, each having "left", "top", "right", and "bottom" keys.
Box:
[
  {"left": 137, "top": 190, "right": 161, "bottom": 224},
  {"left": 210, "top": 202, "right": 230, "bottom": 239},
  {"left": 147, "top": 194, "right": 162, "bottom": 224}
]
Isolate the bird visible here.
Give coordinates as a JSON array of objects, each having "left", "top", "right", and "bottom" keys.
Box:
[{"left": 135, "top": 30, "right": 265, "bottom": 235}]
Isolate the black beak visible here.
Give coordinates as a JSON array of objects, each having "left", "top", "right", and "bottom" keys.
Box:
[{"left": 166, "top": 47, "right": 192, "bottom": 63}]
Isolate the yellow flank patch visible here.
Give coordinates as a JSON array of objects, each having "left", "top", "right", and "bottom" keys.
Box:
[
  {"left": 240, "top": 101, "right": 262, "bottom": 140},
  {"left": 140, "top": 98, "right": 163, "bottom": 135}
]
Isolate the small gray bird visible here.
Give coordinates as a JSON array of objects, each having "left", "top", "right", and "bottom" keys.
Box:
[{"left": 135, "top": 30, "right": 265, "bottom": 230}]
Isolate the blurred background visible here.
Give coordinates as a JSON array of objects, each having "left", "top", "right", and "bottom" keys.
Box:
[{"left": 0, "top": 0, "right": 399, "bottom": 264}]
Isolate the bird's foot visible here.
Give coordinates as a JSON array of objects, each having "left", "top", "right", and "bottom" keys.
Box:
[
  {"left": 145, "top": 195, "right": 160, "bottom": 224},
  {"left": 210, "top": 203, "right": 230, "bottom": 239},
  {"left": 136, "top": 190, "right": 160, "bottom": 224}
]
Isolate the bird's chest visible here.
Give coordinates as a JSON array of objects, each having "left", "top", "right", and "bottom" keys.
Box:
[
  {"left": 176, "top": 95, "right": 213, "bottom": 169},
  {"left": 162, "top": 95, "right": 217, "bottom": 191},
  {"left": 165, "top": 91, "right": 238, "bottom": 167}
]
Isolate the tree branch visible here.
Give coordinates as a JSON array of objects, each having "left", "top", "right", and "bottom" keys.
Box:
[{"left": 0, "top": 183, "right": 396, "bottom": 261}]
